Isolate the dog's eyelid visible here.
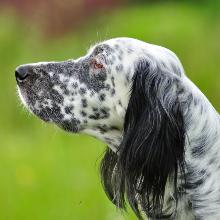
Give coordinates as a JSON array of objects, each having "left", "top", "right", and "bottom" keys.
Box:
[{"left": 96, "top": 53, "right": 108, "bottom": 66}]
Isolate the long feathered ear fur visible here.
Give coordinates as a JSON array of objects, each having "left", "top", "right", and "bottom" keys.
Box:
[{"left": 100, "top": 60, "right": 185, "bottom": 219}]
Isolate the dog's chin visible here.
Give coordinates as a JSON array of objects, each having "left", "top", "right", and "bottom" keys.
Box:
[
  {"left": 33, "top": 109, "right": 52, "bottom": 122},
  {"left": 32, "top": 109, "right": 80, "bottom": 133},
  {"left": 58, "top": 123, "right": 79, "bottom": 133}
]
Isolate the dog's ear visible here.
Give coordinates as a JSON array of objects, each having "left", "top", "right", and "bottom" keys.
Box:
[{"left": 101, "top": 60, "right": 185, "bottom": 219}]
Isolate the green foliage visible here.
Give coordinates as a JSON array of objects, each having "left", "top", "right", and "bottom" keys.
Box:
[{"left": 0, "top": 2, "right": 220, "bottom": 219}]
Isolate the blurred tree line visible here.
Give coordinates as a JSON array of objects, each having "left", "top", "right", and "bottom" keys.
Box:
[
  {"left": 0, "top": 0, "right": 124, "bottom": 35},
  {"left": 0, "top": 0, "right": 219, "bottom": 35}
]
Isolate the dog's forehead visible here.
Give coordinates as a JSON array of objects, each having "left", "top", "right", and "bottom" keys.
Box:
[{"left": 88, "top": 38, "right": 137, "bottom": 55}]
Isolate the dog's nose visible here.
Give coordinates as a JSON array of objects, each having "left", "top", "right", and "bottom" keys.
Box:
[{"left": 15, "top": 66, "right": 30, "bottom": 82}]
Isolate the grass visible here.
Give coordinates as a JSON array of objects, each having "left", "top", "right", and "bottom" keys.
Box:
[{"left": 0, "top": 2, "right": 220, "bottom": 219}]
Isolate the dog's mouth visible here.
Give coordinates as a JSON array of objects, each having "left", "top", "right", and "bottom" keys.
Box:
[
  {"left": 16, "top": 84, "right": 81, "bottom": 133},
  {"left": 16, "top": 82, "right": 48, "bottom": 119}
]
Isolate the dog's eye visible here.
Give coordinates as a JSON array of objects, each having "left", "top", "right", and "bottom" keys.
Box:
[{"left": 92, "top": 60, "right": 103, "bottom": 69}]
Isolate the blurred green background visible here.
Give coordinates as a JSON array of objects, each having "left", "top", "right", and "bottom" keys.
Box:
[{"left": 0, "top": 0, "right": 220, "bottom": 219}]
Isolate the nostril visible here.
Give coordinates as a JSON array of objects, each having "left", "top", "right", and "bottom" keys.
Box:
[{"left": 15, "top": 66, "right": 30, "bottom": 82}]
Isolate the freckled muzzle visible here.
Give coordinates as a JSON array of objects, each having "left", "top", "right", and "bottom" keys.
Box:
[{"left": 15, "top": 62, "right": 82, "bottom": 133}]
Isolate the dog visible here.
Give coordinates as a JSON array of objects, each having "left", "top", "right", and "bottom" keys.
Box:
[{"left": 15, "top": 37, "right": 220, "bottom": 220}]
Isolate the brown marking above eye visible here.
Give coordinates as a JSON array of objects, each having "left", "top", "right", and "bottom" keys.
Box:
[{"left": 91, "top": 59, "right": 103, "bottom": 69}]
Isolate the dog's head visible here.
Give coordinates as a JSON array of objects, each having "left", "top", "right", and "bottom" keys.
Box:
[
  {"left": 16, "top": 38, "right": 141, "bottom": 149},
  {"left": 16, "top": 37, "right": 186, "bottom": 218}
]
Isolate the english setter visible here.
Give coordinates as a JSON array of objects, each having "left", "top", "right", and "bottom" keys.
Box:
[{"left": 15, "top": 38, "right": 220, "bottom": 220}]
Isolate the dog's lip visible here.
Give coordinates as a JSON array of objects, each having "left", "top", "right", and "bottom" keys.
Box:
[{"left": 15, "top": 77, "right": 28, "bottom": 86}]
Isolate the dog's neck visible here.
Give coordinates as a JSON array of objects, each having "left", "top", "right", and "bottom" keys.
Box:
[
  {"left": 82, "top": 127, "right": 123, "bottom": 151},
  {"left": 81, "top": 86, "right": 129, "bottom": 152},
  {"left": 180, "top": 76, "right": 220, "bottom": 162},
  {"left": 81, "top": 100, "right": 127, "bottom": 151}
]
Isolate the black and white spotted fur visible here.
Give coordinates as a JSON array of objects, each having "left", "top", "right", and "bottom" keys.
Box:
[{"left": 16, "top": 38, "right": 220, "bottom": 220}]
